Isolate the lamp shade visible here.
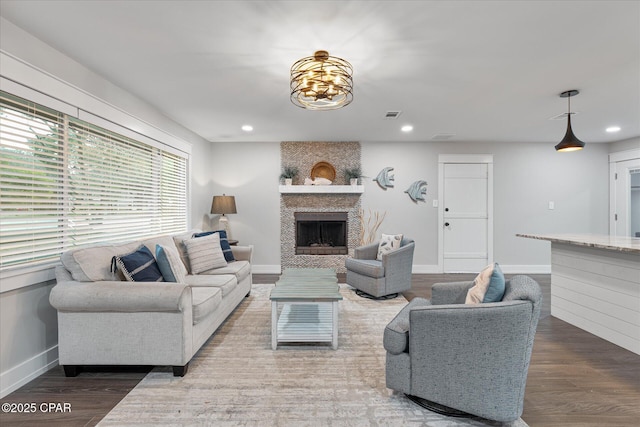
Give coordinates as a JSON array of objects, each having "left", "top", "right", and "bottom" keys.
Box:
[
  {"left": 211, "top": 195, "right": 237, "bottom": 215},
  {"left": 555, "top": 114, "right": 585, "bottom": 152},
  {"left": 555, "top": 89, "right": 585, "bottom": 152}
]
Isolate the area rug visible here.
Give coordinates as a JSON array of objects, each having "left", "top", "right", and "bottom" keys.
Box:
[{"left": 98, "top": 284, "right": 528, "bottom": 427}]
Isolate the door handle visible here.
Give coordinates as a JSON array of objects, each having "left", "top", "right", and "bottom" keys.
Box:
[
  {"left": 445, "top": 208, "right": 449, "bottom": 212},
  {"left": 444, "top": 222, "right": 450, "bottom": 227}
]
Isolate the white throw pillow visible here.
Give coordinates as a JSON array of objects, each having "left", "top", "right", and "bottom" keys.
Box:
[
  {"left": 376, "top": 233, "right": 403, "bottom": 260},
  {"left": 465, "top": 263, "right": 494, "bottom": 304},
  {"left": 183, "top": 232, "right": 227, "bottom": 274}
]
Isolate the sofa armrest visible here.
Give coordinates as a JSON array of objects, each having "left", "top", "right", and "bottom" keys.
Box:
[
  {"left": 431, "top": 281, "right": 474, "bottom": 305},
  {"left": 354, "top": 242, "right": 379, "bottom": 260},
  {"left": 231, "top": 245, "right": 253, "bottom": 262},
  {"left": 50, "top": 280, "right": 191, "bottom": 313}
]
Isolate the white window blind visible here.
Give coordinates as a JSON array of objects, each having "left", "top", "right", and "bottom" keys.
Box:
[{"left": 0, "top": 91, "right": 188, "bottom": 270}]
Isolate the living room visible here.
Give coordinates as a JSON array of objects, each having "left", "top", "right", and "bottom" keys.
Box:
[{"left": 1, "top": 1, "right": 639, "bottom": 426}]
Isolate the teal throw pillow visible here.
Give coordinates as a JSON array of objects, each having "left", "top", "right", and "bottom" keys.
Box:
[
  {"left": 482, "top": 262, "right": 505, "bottom": 303},
  {"left": 156, "top": 244, "right": 187, "bottom": 283}
]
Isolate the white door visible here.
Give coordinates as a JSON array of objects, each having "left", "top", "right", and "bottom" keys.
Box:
[
  {"left": 610, "top": 150, "right": 640, "bottom": 237},
  {"left": 438, "top": 155, "right": 493, "bottom": 273}
]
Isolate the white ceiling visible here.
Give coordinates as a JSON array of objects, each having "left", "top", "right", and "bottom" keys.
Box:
[{"left": 1, "top": 1, "right": 639, "bottom": 145}]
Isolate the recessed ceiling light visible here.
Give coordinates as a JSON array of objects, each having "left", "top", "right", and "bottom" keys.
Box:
[
  {"left": 401, "top": 125, "right": 413, "bottom": 133},
  {"left": 606, "top": 126, "right": 621, "bottom": 133},
  {"left": 241, "top": 125, "right": 253, "bottom": 132}
]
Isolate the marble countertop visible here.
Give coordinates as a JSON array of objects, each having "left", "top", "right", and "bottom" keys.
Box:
[{"left": 516, "top": 233, "right": 640, "bottom": 253}]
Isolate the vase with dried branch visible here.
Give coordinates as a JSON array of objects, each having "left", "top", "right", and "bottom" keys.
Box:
[{"left": 358, "top": 208, "right": 386, "bottom": 246}]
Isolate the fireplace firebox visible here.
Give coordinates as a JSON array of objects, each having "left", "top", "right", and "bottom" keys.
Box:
[{"left": 295, "top": 212, "right": 348, "bottom": 255}]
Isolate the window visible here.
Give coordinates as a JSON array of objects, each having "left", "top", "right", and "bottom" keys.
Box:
[{"left": 0, "top": 91, "right": 188, "bottom": 270}]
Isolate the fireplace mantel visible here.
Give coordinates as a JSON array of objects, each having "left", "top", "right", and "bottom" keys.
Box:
[{"left": 279, "top": 185, "right": 364, "bottom": 194}]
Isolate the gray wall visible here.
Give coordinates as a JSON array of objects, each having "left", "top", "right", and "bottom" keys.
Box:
[
  {"left": 207, "top": 141, "right": 282, "bottom": 271},
  {"left": 0, "top": 281, "right": 58, "bottom": 390},
  {"left": 610, "top": 136, "right": 640, "bottom": 153},
  {"left": 211, "top": 139, "right": 610, "bottom": 272}
]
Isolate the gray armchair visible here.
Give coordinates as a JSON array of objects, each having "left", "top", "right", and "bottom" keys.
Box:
[
  {"left": 384, "top": 275, "right": 542, "bottom": 422},
  {"left": 345, "top": 237, "right": 415, "bottom": 298}
]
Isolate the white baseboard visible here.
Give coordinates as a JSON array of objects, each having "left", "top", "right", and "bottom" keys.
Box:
[
  {"left": 411, "top": 265, "right": 440, "bottom": 274},
  {"left": 252, "top": 264, "right": 551, "bottom": 275},
  {"left": 500, "top": 265, "right": 551, "bottom": 274},
  {"left": 1, "top": 345, "right": 58, "bottom": 399},
  {"left": 251, "top": 265, "right": 282, "bottom": 274}
]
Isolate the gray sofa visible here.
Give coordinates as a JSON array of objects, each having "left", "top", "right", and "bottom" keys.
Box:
[
  {"left": 384, "top": 275, "right": 542, "bottom": 422},
  {"left": 50, "top": 229, "right": 252, "bottom": 377}
]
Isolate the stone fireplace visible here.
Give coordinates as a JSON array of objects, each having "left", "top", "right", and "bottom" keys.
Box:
[{"left": 280, "top": 141, "right": 361, "bottom": 273}]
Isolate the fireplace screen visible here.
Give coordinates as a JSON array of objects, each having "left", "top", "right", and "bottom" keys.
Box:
[{"left": 295, "top": 212, "right": 348, "bottom": 255}]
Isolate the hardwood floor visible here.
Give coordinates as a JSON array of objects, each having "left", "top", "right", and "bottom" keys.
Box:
[{"left": 1, "top": 274, "right": 638, "bottom": 426}]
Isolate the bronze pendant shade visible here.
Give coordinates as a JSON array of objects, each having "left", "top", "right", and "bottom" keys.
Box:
[{"left": 555, "top": 90, "right": 585, "bottom": 152}]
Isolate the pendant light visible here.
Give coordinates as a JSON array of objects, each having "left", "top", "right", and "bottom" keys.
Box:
[{"left": 555, "top": 89, "right": 585, "bottom": 152}]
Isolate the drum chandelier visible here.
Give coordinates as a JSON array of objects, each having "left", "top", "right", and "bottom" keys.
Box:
[{"left": 290, "top": 50, "right": 353, "bottom": 110}]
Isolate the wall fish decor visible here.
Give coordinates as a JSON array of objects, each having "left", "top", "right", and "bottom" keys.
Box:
[
  {"left": 374, "top": 167, "right": 395, "bottom": 189},
  {"left": 405, "top": 180, "right": 427, "bottom": 202}
]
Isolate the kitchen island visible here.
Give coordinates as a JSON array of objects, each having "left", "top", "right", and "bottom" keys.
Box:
[{"left": 517, "top": 233, "right": 639, "bottom": 355}]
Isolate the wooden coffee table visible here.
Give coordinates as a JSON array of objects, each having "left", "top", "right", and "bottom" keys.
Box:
[{"left": 269, "top": 268, "right": 342, "bottom": 350}]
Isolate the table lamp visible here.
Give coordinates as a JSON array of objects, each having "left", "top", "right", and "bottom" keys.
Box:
[{"left": 211, "top": 194, "right": 237, "bottom": 237}]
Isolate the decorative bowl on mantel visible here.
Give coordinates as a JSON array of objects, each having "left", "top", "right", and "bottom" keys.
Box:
[{"left": 310, "top": 161, "right": 336, "bottom": 182}]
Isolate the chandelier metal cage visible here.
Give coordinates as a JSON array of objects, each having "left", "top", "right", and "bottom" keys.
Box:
[{"left": 290, "top": 50, "right": 353, "bottom": 110}]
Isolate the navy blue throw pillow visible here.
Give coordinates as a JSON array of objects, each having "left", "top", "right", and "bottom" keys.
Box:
[
  {"left": 193, "top": 230, "right": 235, "bottom": 262},
  {"left": 112, "top": 245, "right": 164, "bottom": 282}
]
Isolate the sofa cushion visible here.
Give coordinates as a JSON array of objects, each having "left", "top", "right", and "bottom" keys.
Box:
[
  {"left": 465, "top": 262, "right": 506, "bottom": 304},
  {"left": 183, "top": 233, "right": 228, "bottom": 274},
  {"left": 194, "top": 230, "right": 235, "bottom": 262},
  {"left": 384, "top": 297, "right": 431, "bottom": 354},
  {"left": 185, "top": 274, "right": 238, "bottom": 297},
  {"left": 200, "top": 260, "right": 250, "bottom": 283},
  {"left": 377, "top": 233, "right": 403, "bottom": 260},
  {"left": 113, "top": 245, "right": 164, "bottom": 282},
  {"left": 191, "top": 287, "right": 222, "bottom": 325},
  {"left": 141, "top": 235, "right": 177, "bottom": 255},
  {"left": 345, "top": 258, "right": 385, "bottom": 278},
  {"left": 156, "top": 244, "right": 187, "bottom": 283},
  {"left": 61, "top": 241, "right": 140, "bottom": 282}
]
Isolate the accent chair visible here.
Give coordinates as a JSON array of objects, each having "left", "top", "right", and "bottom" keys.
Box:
[
  {"left": 384, "top": 274, "right": 542, "bottom": 422},
  {"left": 345, "top": 237, "right": 415, "bottom": 298}
]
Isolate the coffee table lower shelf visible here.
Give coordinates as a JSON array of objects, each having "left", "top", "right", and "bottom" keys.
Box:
[{"left": 271, "top": 301, "right": 339, "bottom": 350}]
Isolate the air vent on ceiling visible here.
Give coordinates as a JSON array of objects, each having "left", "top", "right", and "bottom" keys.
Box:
[
  {"left": 431, "top": 133, "right": 456, "bottom": 140},
  {"left": 384, "top": 111, "right": 402, "bottom": 119},
  {"left": 549, "top": 112, "right": 580, "bottom": 120}
]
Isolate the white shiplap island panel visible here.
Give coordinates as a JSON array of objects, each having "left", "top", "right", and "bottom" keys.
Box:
[{"left": 517, "top": 234, "right": 640, "bottom": 355}]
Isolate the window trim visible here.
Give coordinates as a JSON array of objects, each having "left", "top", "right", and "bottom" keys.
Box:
[{"left": 0, "top": 73, "right": 192, "bottom": 293}]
